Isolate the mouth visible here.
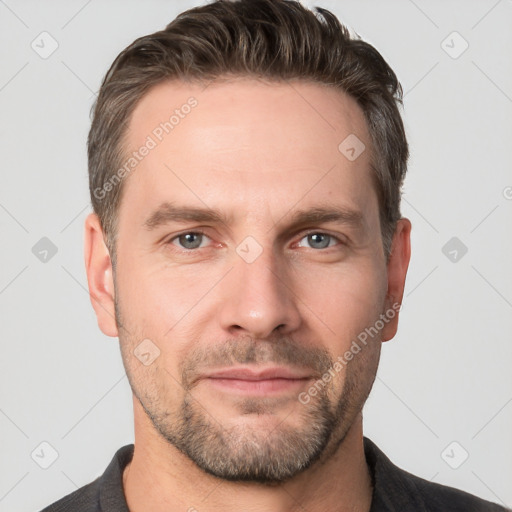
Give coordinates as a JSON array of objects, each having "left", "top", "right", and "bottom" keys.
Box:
[{"left": 199, "top": 366, "right": 313, "bottom": 395}]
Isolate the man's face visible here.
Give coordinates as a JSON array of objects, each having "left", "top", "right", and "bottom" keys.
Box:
[{"left": 102, "top": 78, "right": 407, "bottom": 483}]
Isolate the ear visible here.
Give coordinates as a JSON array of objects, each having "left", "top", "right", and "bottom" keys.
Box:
[
  {"left": 381, "top": 218, "right": 411, "bottom": 342},
  {"left": 84, "top": 213, "right": 118, "bottom": 337}
]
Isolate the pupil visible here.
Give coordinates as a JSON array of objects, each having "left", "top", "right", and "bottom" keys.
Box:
[
  {"left": 182, "top": 233, "right": 200, "bottom": 248},
  {"left": 310, "top": 233, "right": 329, "bottom": 249}
]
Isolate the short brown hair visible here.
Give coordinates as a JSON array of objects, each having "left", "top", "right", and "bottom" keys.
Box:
[{"left": 88, "top": 0, "right": 408, "bottom": 267}]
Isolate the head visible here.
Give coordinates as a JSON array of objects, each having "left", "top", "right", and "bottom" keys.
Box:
[{"left": 85, "top": 0, "right": 411, "bottom": 484}]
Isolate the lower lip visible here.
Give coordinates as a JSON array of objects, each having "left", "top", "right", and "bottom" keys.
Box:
[{"left": 205, "top": 377, "right": 311, "bottom": 395}]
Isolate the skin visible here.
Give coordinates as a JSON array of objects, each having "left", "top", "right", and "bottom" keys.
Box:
[{"left": 84, "top": 78, "right": 411, "bottom": 512}]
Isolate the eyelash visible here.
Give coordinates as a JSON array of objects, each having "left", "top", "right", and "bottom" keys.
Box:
[{"left": 165, "top": 229, "right": 345, "bottom": 252}]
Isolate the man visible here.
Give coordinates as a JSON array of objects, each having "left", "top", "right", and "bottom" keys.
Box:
[{"left": 41, "top": 0, "right": 508, "bottom": 510}]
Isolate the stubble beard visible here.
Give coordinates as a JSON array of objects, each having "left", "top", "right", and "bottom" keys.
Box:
[{"left": 115, "top": 298, "right": 380, "bottom": 485}]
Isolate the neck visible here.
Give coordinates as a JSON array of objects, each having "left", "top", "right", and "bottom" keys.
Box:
[{"left": 123, "top": 398, "right": 373, "bottom": 512}]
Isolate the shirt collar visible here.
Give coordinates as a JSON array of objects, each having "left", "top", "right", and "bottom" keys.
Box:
[{"left": 98, "top": 438, "right": 426, "bottom": 512}]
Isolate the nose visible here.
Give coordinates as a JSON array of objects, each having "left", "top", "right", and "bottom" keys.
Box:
[{"left": 217, "top": 246, "right": 302, "bottom": 339}]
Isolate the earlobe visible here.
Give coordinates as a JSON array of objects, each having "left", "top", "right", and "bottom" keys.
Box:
[
  {"left": 382, "top": 218, "right": 411, "bottom": 342},
  {"left": 84, "top": 213, "right": 119, "bottom": 337}
]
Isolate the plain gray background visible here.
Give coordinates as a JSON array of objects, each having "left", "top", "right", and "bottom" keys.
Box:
[{"left": 1, "top": 1, "right": 511, "bottom": 510}]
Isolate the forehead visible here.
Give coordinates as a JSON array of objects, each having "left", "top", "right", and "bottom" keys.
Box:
[
  {"left": 120, "top": 77, "right": 377, "bottom": 226},
  {"left": 127, "top": 77, "right": 370, "bottom": 157}
]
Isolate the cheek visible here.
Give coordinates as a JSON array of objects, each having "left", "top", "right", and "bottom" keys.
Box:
[
  {"left": 116, "top": 254, "right": 209, "bottom": 329},
  {"left": 298, "top": 260, "right": 387, "bottom": 341}
]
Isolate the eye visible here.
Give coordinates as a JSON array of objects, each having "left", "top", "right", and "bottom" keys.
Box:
[
  {"left": 168, "top": 231, "right": 211, "bottom": 250},
  {"left": 296, "top": 232, "right": 341, "bottom": 250}
]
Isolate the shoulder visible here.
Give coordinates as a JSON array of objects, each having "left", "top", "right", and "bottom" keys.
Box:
[
  {"left": 39, "top": 478, "right": 101, "bottom": 512},
  {"left": 364, "top": 437, "right": 509, "bottom": 512},
  {"left": 38, "top": 444, "right": 134, "bottom": 512},
  {"left": 398, "top": 464, "right": 507, "bottom": 512}
]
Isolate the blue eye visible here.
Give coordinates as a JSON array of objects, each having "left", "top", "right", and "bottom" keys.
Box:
[
  {"left": 297, "top": 233, "right": 339, "bottom": 249},
  {"left": 170, "top": 232, "right": 210, "bottom": 250},
  {"left": 166, "top": 231, "right": 342, "bottom": 252}
]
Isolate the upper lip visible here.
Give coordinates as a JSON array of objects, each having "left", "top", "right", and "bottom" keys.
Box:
[{"left": 202, "top": 366, "right": 312, "bottom": 381}]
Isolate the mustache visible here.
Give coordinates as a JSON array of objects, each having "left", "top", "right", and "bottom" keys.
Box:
[{"left": 180, "top": 335, "right": 333, "bottom": 389}]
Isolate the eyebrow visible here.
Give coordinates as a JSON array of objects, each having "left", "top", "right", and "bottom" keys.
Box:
[
  {"left": 143, "top": 202, "right": 233, "bottom": 230},
  {"left": 142, "top": 201, "right": 364, "bottom": 233}
]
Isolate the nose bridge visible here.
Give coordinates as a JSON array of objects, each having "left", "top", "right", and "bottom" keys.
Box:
[{"left": 218, "top": 240, "right": 301, "bottom": 338}]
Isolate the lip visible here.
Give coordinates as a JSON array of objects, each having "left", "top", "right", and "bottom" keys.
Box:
[
  {"left": 203, "top": 366, "right": 312, "bottom": 381},
  {"left": 200, "top": 366, "right": 312, "bottom": 395}
]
